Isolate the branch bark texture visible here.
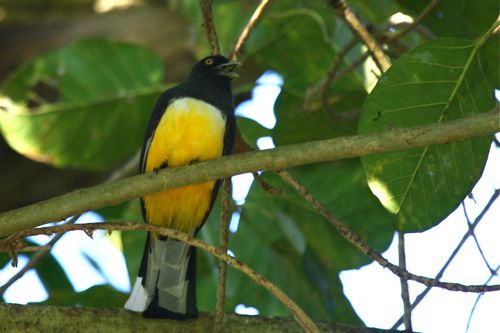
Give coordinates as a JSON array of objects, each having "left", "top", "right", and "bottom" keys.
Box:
[
  {"left": 0, "top": 110, "right": 497, "bottom": 236},
  {"left": 2, "top": 222, "right": 320, "bottom": 333},
  {"left": 0, "top": 303, "right": 398, "bottom": 333}
]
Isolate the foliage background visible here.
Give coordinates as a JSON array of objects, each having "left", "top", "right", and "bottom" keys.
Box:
[{"left": 0, "top": 0, "right": 498, "bottom": 331}]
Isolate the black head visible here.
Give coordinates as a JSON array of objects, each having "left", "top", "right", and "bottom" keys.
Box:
[{"left": 188, "top": 55, "right": 240, "bottom": 81}]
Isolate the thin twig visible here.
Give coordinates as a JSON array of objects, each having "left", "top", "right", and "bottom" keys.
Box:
[
  {"left": 275, "top": 170, "right": 500, "bottom": 293},
  {"left": 387, "top": 0, "right": 438, "bottom": 41},
  {"left": 0, "top": 214, "right": 80, "bottom": 295},
  {"left": 214, "top": 180, "right": 232, "bottom": 333},
  {"left": 320, "top": 37, "right": 359, "bottom": 114},
  {"left": 303, "top": 36, "right": 359, "bottom": 112},
  {"left": 14, "top": 245, "right": 52, "bottom": 253},
  {"left": 466, "top": 264, "right": 500, "bottom": 332},
  {"left": 330, "top": 0, "right": 391, "bottom": 72},
  {"left": 391, "top": 189, "right": 500, "bottom": 328},
  {"left": 334, "top": 50, "right": 370, "bottom": 80},
  {"left": 231, "top": 0, "right": 273, "bottom": 60},
  {"left": 0, "top": 151, "right": 140, "bottom": 295},
  {"left": 253, "top": 172, "right": 283, "bottom": 196},
  {"left": 462, "top": 202, "right": 495, "bottom": 274},
  {"left": 397, "top": 232, "right": 412, "bottom": 332},
  {"left": 3, "top": 222, "right": 320, "bottom": 333},
  {"left": 199, "top": 0, "right": 220, "bottom": 54}
]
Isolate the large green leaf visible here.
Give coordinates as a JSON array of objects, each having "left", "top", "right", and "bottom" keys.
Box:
[
  {"left": 0, "top": 39, "right": 165, "bottom": 171},
  {"left": 359, "top": 38, "right": 495, "bottom": 232},
  {"left": 396, "top": 0, "right": 499, "bottom": 85}
]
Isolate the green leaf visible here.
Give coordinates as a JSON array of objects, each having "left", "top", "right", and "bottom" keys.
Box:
[
  {"left": 44, "top": 284, "right": 127, "bottom": 308},
  {"left": 273, "top": 91, "right": 361, "bottom": 146},
  {"left": 72, "top": 285, "right": 128, "bottom": 307},
  {"left": 240, "top": 2, "right": 368, "bottom": 146},
  {"left": 225, "top": 161, "right": 394, "bottom": 322},
  {"left": 0, "top": 38, "right": 165, "bottom": 171},
  {"left": 236, "top": 116, "right": 271, "bottom": 149},
  {"left": 396, "top": 0, "right": 499, "bottom": 85},
  {"left": 249, "top": 2, "right": 334, "bottom": 90},
  {"left": 359, "top": 37, "right": 495, "bottom": 232}
]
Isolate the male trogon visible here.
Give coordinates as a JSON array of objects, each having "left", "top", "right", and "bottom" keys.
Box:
[{"left": 124, "top": 55, "right": 239, "bottom": 319}]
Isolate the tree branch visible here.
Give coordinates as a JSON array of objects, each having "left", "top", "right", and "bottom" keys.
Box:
[
  {"left": 0, "top": 150, "right": 140, "bottom": 295},
  {"left": 302, "top": 36, "right": 359, "bottom": 113},
  {"left": 462, "top": 202, "right": 496, "bottom": 274},
  {"left": 230, "top": 0, "right": 273, "bottom": 60},
  {"left": 387, "top": 0, "right": 438, "bottom": 41},
  {"left": 213, "top": 180, "right": 232, "bottom": 333},
  {"left": 0, "top": 303, "right": 399, "bottom": 333},
  {"left": 199, "top": 0, "right": 220, "bottom": 54},
  {"left": 0, "top": 110, "right": 497, "bottom": 236},
  {"left": 330, "top": 0, "right": 391, "bottom": 72},
  {"left": 397, "top": 232, "right": 412, "bottom": 331},
  {"left": 466, "top": 264, "right": 500, "bottom": 331},
  {"left": 2, "top": 222, "right": 320, "bottom": 333},
  {"left": 276, "top": 170, "right": 500, "bottom": 293},
  {"left": 391, "top": 189, "right": 500, "bottom": 328},
  {"left": 0, "top": 214, "right": 84, "bottom": 295}
]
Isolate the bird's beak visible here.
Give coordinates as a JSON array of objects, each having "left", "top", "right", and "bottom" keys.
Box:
[{"left": 217, "top": 60, "right": 241, "bottom": 79}]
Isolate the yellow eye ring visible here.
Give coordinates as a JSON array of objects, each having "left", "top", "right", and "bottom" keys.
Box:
[{"left": 205, "top": 58, "right": 214, "bottom": 65}]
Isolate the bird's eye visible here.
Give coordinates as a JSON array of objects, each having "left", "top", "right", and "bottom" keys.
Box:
[{"left": 205, "top": 58, "right": 214, "bottom": 65}]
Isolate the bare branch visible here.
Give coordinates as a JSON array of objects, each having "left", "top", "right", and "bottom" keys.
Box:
[
  {"left": 337, "top": 48, "right": 370, "bottom": 73},
  {"left": 0, "top": 109, "right": 497, "bottom": 237},
  {"left": 397, "top": 232, "right": 412, "bottom": 331},
  {"left": 388, "top": 0, "right": 438, "bottom": 41},
  {"left": 2, "top": 222, "right": 320, "bottom": 333},
  {"left": 462, "top": 202, "right": 496, "bottom": 274},
  {"left": 0, "top": 303, "right": 401, "bottom": 333},
  {"left": 466, "top": 265, "right": 500, "bottom": 331},
  {"left": 214, "top": 180, "right": 232, "bottom": 333},
  {"left": 303, "top": 36, "right": 359, "bottom": 112},
  {"left": 0, "top": 214, "right": 80, "bottom": 295},
  {"left": 0, "top": 150, "right": 140, "bottom": 295},
  {"left": 276, "top": 170, "right": 500, "bottom": 293},
  {"left": 199, "top": 0, "right": 220, "bottom": 54},
  {"left": 391, "top": 189, "right": 500, "bottom": 328},
  {"left": 231, "top": 0, "right": 273, "bottom": 59},
  {"left": 329, "top": 0, "right": 391, "bottom": 72}
]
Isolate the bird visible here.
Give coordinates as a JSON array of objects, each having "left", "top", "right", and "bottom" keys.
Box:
[{"left": 124, "top": 55, "right": 239, "bottom": 320}]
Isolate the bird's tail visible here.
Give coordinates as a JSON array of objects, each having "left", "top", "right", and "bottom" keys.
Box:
[{"left": 124, "top": 233, "right": 198, "bottom": 320}]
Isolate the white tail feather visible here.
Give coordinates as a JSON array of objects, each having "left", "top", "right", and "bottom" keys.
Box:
[
  {"left": 154, "top": 237, "right": 191, "bottom": 314},
  {"left": 124, "top": 234, "right": 193, "bottom": 314},
  {"left": 124, "top": 277, "right": 149, "bottom": 312}
]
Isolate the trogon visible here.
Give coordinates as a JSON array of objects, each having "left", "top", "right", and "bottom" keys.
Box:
[{"left": 124, "top": 55, "right": 239, "bottom": 319}]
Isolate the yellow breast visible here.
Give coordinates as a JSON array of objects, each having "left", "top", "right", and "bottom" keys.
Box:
[{"left": 143, "top": 97, "right": 226, "bottom": 232}]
